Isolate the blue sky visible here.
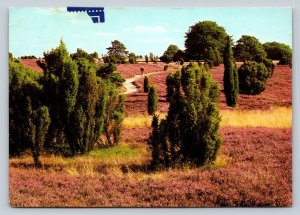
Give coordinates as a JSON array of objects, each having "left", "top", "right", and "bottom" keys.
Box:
[{"left": 9, "top": 7, "right": 292, "bottom": 58}]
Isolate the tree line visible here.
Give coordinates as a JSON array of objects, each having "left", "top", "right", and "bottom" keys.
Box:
[{"left": 160, "top": 21, "right": 292, "bottom": 67}]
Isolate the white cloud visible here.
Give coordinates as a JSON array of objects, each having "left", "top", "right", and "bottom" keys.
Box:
[{"left": 123, "top": 25, "right": 167, "bottom": 33}]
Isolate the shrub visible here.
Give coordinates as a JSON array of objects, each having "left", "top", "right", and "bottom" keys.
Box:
[
  {"left": 10, "top": 40, "right": 125, "bottom": 162},
  {"left": 128, "top": 52, "right": 137, "bottom": 64},
  {"left": 102, "top": 93, "right": 125, "bottom": 146},
  {"left": 164, "top": 65, "right": 168, "bottom": 71},
  {"left": 148, "top": 86, "right": 158, "bottom": 115},
  {"left": 223, "top": 36, "right": 239, "bottom": 107},
  {"left": 166, "top": 70, "right": 181, "bottom": 102},
  {"left": 71, "top": 48, "right": 98, "bottom": 63},
  {"left": 97, "top": 62, "right": 117, "bottom": 77},
  {"left": 9, "top": 59, "right": 43, "bottom": 157},
  {"left": 148, "top": 115, "right": 160, "bottom": 167},
  {"left": 206, "top": 60, "right": 214, "bottom": 68},
  {"left": 262, "top": 58, "right": 275, "bottom": 76},
  {"left": 238, "top": 61, "right": 271, "bottom": 95},
  {"left": 30, "top": 106, "right": 51, "bottom": 167},
  {"left": 179, "top": 58, "right": 184, "bottom": 65},
  {"left": 9, "top": 59, "right": 51, "bottom": 166},
  {"left": 144, "top": 76, "right": 150, "bottom": 93},
  {"left": 107, "top": 73, "right": 125, "bottom": 87},
  {"left": 103, "top": 54, "right": 126, "bottom": 64},
  {"left": 149, "top": 63, "right": 222, "bottom": 168},
  {"left": 140, "top": 67, "right": 145, "bottom": 75}
]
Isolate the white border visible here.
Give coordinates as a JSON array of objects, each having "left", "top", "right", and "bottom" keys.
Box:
[{"left": 0, "top": 0, "right": 299, "bottom": 214}]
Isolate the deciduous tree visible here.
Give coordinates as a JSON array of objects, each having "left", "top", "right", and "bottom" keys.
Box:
[{"left": 185, "top": 21, "right": 227, "bottom": 66}]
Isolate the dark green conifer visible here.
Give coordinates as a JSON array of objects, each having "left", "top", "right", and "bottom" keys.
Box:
[
  {"left": 223, "top": 36, "right": 239, "bottom": 107},
  {"left": 148, "top": 86, "right": 158, "bottom": 115}
]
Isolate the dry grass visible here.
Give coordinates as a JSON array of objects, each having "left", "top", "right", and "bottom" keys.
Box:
[
  {"left": 220, "top": 107, "right": 292, "bottom": 128},
  {"left": 10, "top": 144, "right": 150, "bottom": 176},
  {"left": 123, "top": 113, "right": 166, "bottom": 128},
  {"left": 122, "top": 107, "right": 292, "bottom": 129}
]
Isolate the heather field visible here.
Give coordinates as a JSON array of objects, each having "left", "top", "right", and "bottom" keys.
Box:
[
  {"left": 122, "top": 63, "right": 292, "bottom": 115},
  {"left": 10, "top": 62, "right": 292, "bottom": 207},
  {"left": 10, "top": 127, "right": 292, "bottom": 207}
]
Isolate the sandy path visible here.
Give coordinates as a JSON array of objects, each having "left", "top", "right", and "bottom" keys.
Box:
[{"left": 122, "top": 71, "right": 165, "bottom": 95}]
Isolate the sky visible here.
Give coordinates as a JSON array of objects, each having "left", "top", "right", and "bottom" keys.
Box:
[{"left": 9, "top": 7, "right": 292, "bottom": 58}]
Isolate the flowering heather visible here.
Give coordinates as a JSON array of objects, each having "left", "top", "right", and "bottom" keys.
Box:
[
  {"left": 124, "top": 64, "right": 291, "bottom": 115},
  {"left": 13, "top": 61, "right": 292, "bottom": 208},
  {"left": 10, "top": 127, "right": 292, "bottom": 207}
]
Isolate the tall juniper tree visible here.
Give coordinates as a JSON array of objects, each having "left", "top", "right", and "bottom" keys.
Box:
[
  {"left": 30, "top": 106, "right": 51, "bottom": 167},
  {"left": 148, "top": 86, "right": 158, "bottom": 115},
  {"left": 144, "top": 76, "right": 150, "bottom": 93},
  {"left": 41, "top": 40, "right": 79, "bottom": 154},
  {"left": 223, "top": 36, "right": 239, "bottom": 107},
  {"left": 148, "top": 63, "right": 222, "bottom": 168}
]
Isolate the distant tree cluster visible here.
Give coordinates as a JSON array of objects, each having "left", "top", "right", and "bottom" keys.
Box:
[
  {"left": 143, "top": 53, "right": 159, "bottom": 63},
  {"left": 10, "top": 40, "right": 125, "bottom": 166},
  {"left": 231, "top": 35, "right": 276, "bottom": 95},
  {"left": 160, "top": 45, "right": 179, "bottom": 63},
  {"left": 71, "top": 48, "right": 98, "bottom": 62},
  {"left": 160, "top": 45, "right": 186, "bottom": 64},
  {"left": 263, "top": 42, "right": 292, "bottom": 66},
  {"left": 20, "top": 55, "right": 37, "bottom": 59},
  {"left": 234, "top": 35, "right": 267, "bottom": 62},
  {"left": 185, "top": 21, "right": 227, "bottom": 67},
  {"left": 128, "top": 52, "right": 137, "bottom": 64},
  {"left": 183, "top": 21, "right": 291, "bottom": 69},
  {"left": 148, "top": 63, "right": 221, "bottom": 169}
]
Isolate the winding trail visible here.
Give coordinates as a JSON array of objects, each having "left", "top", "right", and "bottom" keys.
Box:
[{"left": 122, "top": 71, "right": 165, "bottom": 95}]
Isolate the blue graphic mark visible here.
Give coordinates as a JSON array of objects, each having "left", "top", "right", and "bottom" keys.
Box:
[{"left": 67, "top": 7, "right": 105, "bottom": 23}]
